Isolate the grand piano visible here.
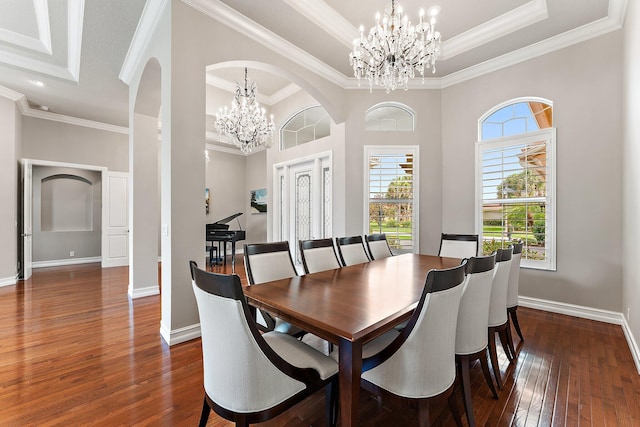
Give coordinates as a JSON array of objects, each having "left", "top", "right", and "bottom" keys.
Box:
[{"left": 206, "top": 212, "right": 245, "bottom": 272}]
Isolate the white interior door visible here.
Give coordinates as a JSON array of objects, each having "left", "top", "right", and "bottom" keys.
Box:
[
  {"left": 101, "top": 171, "right": 129, "bottom": 268},
  {"left": 21, "top": 160, "right": 32, "bottom": 280}
]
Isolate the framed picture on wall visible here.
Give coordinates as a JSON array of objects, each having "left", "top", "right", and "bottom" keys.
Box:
[{"left": 250, "top": 188, "right": 267, "bottom": 214}]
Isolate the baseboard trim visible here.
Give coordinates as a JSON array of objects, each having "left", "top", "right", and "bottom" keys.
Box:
[
  {"left": 519, "top": 295, "right": 623, "bottom": 325},
  {"left": 33, "top": 257, "right": 102, "bottom": 269},
  {"left": 128, "top": 284, "right": 160, "bottom": 299},
  {"left": 159, "top": 322, "right": 201, "bottom": 346},
  {"left": 0, "top": 276, "right": 17, "bottom": 287},
  {"left": 622, "top": 317, "right": 640, "bottom": 374}
]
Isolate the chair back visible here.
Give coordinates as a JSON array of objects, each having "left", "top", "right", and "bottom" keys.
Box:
[
  {"left": 244, "top": 241, "right": 297, "bottom": 285},
  {"left": 455, "top": 254, "right": 497, "bottom": 355},
  {"left": 438, "top": 233, "right": 479, "bottom": 259},
  {"left": 362, "top": 262, "right": 467, "bottom": 399},
  {"left": 507, "top": 241, "right": 524, "bottom": 308},
  {"left": 335, "top": 236, "right": 370, "bottom": 266},
  {"left": 190, "top": 262, "right": 307, "bottom": 414},
  {"left": 299, "top": 238, "right": 341, "bottom": 274},
  {"left": 365, "top": 234, "right": 393, "bottom": 260},
  {"left": 488, "top": 247, "right": 513, "bottom": 328}
]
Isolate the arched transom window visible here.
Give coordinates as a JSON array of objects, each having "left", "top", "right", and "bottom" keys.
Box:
[
  {"left": 281, "top": 105, "right": 330, "bottom": 150},
  {"left": 365, "top": 102, "right": 415, "bottom": 131}
]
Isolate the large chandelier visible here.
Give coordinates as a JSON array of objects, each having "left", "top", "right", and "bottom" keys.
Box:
[
  {"left": 350, "top": 1, "right": 442, "bottom": 93},
  {"left": 215, "top": 68, "right": 275, "bottom": 154}
]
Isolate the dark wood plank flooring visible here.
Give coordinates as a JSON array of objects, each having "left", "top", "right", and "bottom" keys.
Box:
[{"left": 1, "top": 256, "right": 638, "bottom": 426}]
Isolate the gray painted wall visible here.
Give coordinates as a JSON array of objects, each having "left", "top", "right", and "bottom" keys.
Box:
[
  {"left": 32, "top": 166, "right": 102, "bottom": 262},
  {"left": 0, "top": 97, "right": 20, "bottom": 284},
  {"left": 441, "top": 32, "right": 624, "bottom": 312},
  {"left": 22, "top": 116, "right": 128, "bottom": 172},
  {"left": 205, "top": 149, "right": 246, "bottom": 231},
  {"left": 623, "top": 0, "right": 640, "bottom": 355}
]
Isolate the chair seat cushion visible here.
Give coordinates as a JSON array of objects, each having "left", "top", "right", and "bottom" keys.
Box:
[
  {"left": 329, "top": 329, "right": 400, "bottom": 361},
  {"left": 274, "top": 318, "right": 305, "bottom": 336},
  {"left": 263, "top": 332, "right": 339, "bottom": 380}
]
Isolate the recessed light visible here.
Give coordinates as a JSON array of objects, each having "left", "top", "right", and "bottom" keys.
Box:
[{"left": 30, "top": 80, "right": 44, "bottom": 87}]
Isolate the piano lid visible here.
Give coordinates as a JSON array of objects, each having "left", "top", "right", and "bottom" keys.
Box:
[{"left": 213, "top": 212, "right": 243, "bottom": 224}]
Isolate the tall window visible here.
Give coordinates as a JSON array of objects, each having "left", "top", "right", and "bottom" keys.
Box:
[
  {"left": 365, "top": 146, "right": 419, "bottom": 253},
  {"left": 477, "top": 98, "right": 556, "bottom": 270},
  {"left": 281, "top": 106, "right": 330, "bottom": 149}
]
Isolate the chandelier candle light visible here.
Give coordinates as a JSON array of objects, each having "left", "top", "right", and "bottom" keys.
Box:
[
  {"left": 215, "top": 68, "right": 275, "bottom": 154},
  {"left": 350, "top": 1, "right": 442, "bottom": 93}
]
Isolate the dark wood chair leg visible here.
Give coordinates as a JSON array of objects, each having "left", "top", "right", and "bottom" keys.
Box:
[
  {"left": 505, "top": 319, "right": 516, "bottom": 360},
  {"left": 488, "top": 327, "right": 503, "bottom": 390},
  {"left": 456, "top": 355, "right": 476, "bottom": 427},
  {"left": 498, "top": 326, "right": 514, "bottom": 362},
  {"left": 198, "top": 396, "right": 210, "bottom": 427},
  {"left": 509, "top": 306, "right": 525, "bottom": 342},
  {"left": 417, "top": 399, "right": 430, "bottom": 427},
  {"left": 447, "top": 388, "right": 464, "bottom": 427},
  {"left": 325, "top": 378, "right": 339, "bottom": 427},
  {"left": 480, "top": 348, "right": 499, "bottom": 399}
]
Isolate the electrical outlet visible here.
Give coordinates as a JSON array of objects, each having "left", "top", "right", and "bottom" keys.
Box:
[{"left": 70, "top": 251, "right": 75, "bottom": 257}]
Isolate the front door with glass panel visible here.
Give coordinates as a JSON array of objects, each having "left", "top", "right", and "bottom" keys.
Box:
[{"left": 275, "top": 154, "right": 332, "bottom": 265}]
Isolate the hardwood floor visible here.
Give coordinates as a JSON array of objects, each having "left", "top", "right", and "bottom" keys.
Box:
[{"left": 1, "top": 257, "right": 638, "bottom": 426}]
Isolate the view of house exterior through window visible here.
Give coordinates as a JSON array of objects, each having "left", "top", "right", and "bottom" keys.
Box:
[
  {"left": 478, "top": 99, "right": 555, "bottom": 270},
  {"left": 366, "top": 147, "right": 417, "bottom": 253}
]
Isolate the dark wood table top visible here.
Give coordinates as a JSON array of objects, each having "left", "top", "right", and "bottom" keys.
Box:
[{"left": 244, "top": 253, "right": 462, "bottom": 344}]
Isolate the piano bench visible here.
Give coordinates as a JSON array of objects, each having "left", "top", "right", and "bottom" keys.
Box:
[{"left": 206, "top": 245, "right": 219, "bottom": 267}]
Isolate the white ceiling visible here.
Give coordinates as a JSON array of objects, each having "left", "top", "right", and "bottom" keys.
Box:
[{"left": 0, "top": 0, "right": 625, "bottom": 128}]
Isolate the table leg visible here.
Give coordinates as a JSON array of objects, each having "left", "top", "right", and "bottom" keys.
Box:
[
  {"left": 231, "top": 240, "right": 236, "bottom": 273},
  {"left": 339, "top": 338, "right": 362, "bottom": 427}
]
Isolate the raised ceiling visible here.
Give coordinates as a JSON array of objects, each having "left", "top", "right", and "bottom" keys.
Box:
[{"left": 0, "top": 0, "right": 626, "bottom": 128}]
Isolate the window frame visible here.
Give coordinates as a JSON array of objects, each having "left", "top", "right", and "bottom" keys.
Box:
[
  {"left": 365, "top": 102, "right": 415, "bottom": 132},
  {"left": 363, "top": 145, "right": 420, "bottom": 254},
  {"left": 280, "top": 105, "right": 331, "bottom": 150},
  {"left": 475, "top": 127, "right": 557, "bottom": 271}
]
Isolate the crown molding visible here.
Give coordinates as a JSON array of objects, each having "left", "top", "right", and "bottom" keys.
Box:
[
  {"left": 0, "top": 0, "right": 52, "bottom": 55},
  {"left": 182, "top": 0, "right": 349, "bottom": 87},
  {"left": 206, "top": 73, "right": 301, "bottom": 105},
  {"left": 0, "top": 0, "right": 84, "bottom": 82},
  {"left": 282, "top": 0, "right": 356, "bottom": 49},
  {"left": 23, "top": 107, "right": 129, "bottom": 134},
  {"left": 206, "top": 133, "right": 266, "bottom": 156},
  {"left": 119, "top": 0, "right": 168, "bottom": 85},
  {"left": 441, "top": 0, "right": 628, "bottom": 88},
  {"left": 265, "top": 83, "right": 301, "bottom": 105},
  {"left": 67, "top": 0, "right": 85, "bottom": 81},
  {"left": 440, "top": 0, "right": 548, "bottom": 60},
  {"left": 0, "top": 85, "right": 27, "bottom": 102},
  {"left": 190, "top": 0, "right": 626, "bottom": 92}
]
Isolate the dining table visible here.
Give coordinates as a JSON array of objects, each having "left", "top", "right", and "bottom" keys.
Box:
[{"left": 243, "top": 253, "right": 462, "bottom": 427}]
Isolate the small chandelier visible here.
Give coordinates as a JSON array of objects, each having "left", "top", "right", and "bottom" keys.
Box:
[
  {"left": 350, "top": 1, "right": 442, "bottom": 93},
  {"left": 215, "top": 68, "right": 275, "bottom": 154}
]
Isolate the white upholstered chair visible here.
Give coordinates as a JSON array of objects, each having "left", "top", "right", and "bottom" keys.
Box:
[
  {"left": 299, "top": 238, "right": 341, "bottom": 274},
  {"left": 507, "top": 241, "right": 525, "bottom": 342},
  {"left": 348, "top": 262, "right": 468, "bottom": 427},
  {"left": 243, "top": 241, "right": 305, "bottom": 337},
  {"left": 438, "top": 233, "right": 479, "bottom": 259},
  {"left": 190, "top": 262, "right": 339, "bottom": 427},
  {"left": 455, "top": 254, "right": 499, "bottom": 427},
  {"left": 487, "top": 247, "right": 515, "bottom": 389},
  {"left": 335, "top": 236, "right": 370, "bottom": 266},
  {"left": 365, "top": 233, "right": 394, "bottom": 260}
]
